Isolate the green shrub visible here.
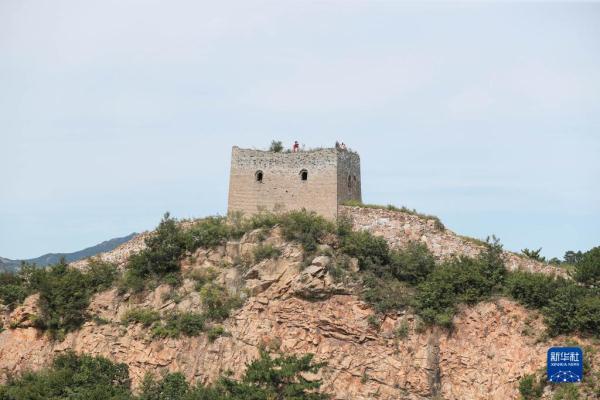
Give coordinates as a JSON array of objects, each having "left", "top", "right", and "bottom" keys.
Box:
[
  {"left": 0, "top": 350, "right": 331, "bottom": 400},
  {"left": 414, "top": 249, "right": 505, "bottom": 327},
  {"left": 521, "top": 248, "right": 545, "bottom": 262},
  {"left": 394, "top": 321, "right": 410, "bottom": 340},
  {"left": 27, "top": 261, "right": 94, "bottom": 339},
  {"left": 367, "top": 315, "right": 380, "bottom": 328},
  {"left": 122, "top": 308, "right": 161, "bottom": 327},
  {"left": 222, "top": 350, "right": 330, "bottom": 400},
  {"left": 125, "top": 213, "right": 187, "bottom": 289},
  {"left": 574, "top": 295, "right": 600, "bottom": 335},
  {"left": 0, "top": 272, "right": 29, "bottom": 310},
  {"left": 85, "top": 258, "right": 119, "bottom": 292},
  {"left": 543, "top": 283, "right": 587, "bottom": 336},
  {"left": 336, "top": 214, "right": 354, "bottom": 239},
  {"left": 518, "top": 373, "right": 543, "bottom": 400},
  {"left": 190, "top": 268, "right": 220, "bottom": 291},
  {"left": 0, "top": 351, "right": 131, "bottom": 400},
  {"left": 268, "top": 140, "right": 283, "bottom": 152},
  {"left": 243, "top": 211, "right": 282, "bottom": 232},
  {"left": 185, "top": 217, "right": 232, "bottom": 250},
  {"left": 252, "top": 244, "right": 281, "bottom": 262},
  {"left": 573, "top": 246, "right": 600, "bottom": 287},
  {"left": 199, "top": 283, "right": 242, "bottom": 321},
  {"left": 341, "top": 231, "right": 390, "bottom": 271},
  {"left": 207, "top": 325, "right": 225, "bottom": 342},
  {"left": 151, "top": 312, "right": 205, "bottom": 338},
  {"left": 478, "top": 236, "right": 507, "bottom": 288},
  {"left": 137, "top": 350, "right": 330, "bottom": 400},
  {"left": 361, "top": 272, "right": 414, "bottom": 314},
  {"left": 138, "top": 372, "right": 189, "bottom": 400},
  {"left": 505, "top": 271, "right": 564, "bottom": 309},
  {"left": 388, "top": 242, "right": 435, "bottom": 284},
  {"left": 0, "top": 260, "right": 121, "bottom": 339},
  {"left": 552, "top": 384, "right": 580, "bottom": 400},
  {"left": 279, "top": 210, "right": 336, "bottom": 252}
]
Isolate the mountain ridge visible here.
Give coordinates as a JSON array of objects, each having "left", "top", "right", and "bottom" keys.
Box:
[{"left": 0, "top": 233, "right": 137, "bottom": 272}]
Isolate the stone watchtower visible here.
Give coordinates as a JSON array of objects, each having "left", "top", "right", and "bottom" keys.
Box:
[{"left": 227, "top": 146, "right": 361, "bottom": 219}]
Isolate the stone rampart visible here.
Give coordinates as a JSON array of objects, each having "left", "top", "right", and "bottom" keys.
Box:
[{"left": 341, "top": 205, "right": 565, "bottom": 276}]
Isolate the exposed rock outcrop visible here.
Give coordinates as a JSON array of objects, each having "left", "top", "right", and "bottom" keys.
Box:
[{"left": 0, "top": 208, "right": 596, "bottom": 399}]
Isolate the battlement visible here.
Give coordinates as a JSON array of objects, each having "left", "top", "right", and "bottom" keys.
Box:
[{"left": 227, "top": 146, "right": 361, "bottom": 219}]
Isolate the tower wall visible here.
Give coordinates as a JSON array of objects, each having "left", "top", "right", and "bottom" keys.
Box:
[{"left": 227, "top": 146, "right": 361, "bottom": 219}]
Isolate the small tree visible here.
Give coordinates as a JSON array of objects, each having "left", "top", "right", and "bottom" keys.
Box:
[
  {"left": 219, "top": 350, "right": 330, "bottom": 400},
  {"left": 269, "top": 140, "right": 283, "bottom": 152},
  {"left": 521, "top": 248, "right": 545, "bottom": 262},
  {"left": 573, "top": 246, "right": 600, "bottom": 287}
]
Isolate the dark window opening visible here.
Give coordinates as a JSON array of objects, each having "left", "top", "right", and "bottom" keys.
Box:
[
  {"left": 255, "top": 170, "right": 263, "bottom": 182},
  {"left": 300, "top": 169, "right": 308, "bottom": 181},
  {"left": 347, "top": 175, "right": 352, "bottom": 189}
]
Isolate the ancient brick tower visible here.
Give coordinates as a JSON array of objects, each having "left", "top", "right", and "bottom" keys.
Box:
[{"left": 227, "top": 146, "right": 361, "bottom": 219}]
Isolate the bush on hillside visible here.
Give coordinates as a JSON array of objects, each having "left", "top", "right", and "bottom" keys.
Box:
[
  {"left": 26, "top": 259, "right": 117, "bottom": 340},
  {"left": 199, "top": 283, "right": 243, "bottom": 321},
  {"left": 122, "top": 308, "right": 161, "bottom": 327},
  {"left": 478, "top": 236, "right": 507, "bottom": 288},
  {"left": 542, "top": 283, "right": 587, "bottom": 336},
  {"left": 253, "top": 244, "right": 281, "bottom": 262},
  {"left": 573, "top": 246, "right": 600, "bottom": 287},
  {"left": 0, "top": 350, "right": 330, "bottom": 400},
  {"left": 268, "top": 140, "right": 284, "bottom": 152},
  {"left": 151, "top": 311, "right": 205, "bottom": 338},
  {"left": 413, "top": 241, "right": 507, "bottom": 327},
  {"left": 185, "top": 216, "right": 232, "bottom": 250},
  {"left": 574, "top": 295, "right": 600, "bottom": 335},
  {"left": 219, "top": 350, "right": 329, "bottom": 400},
  {"left": 138, "top": 372, "right": 189, "bottom": 400},
  {"left": 361, "top": 272, "right": 414, "bottom": 314},
  {"left": 505, "top": 271, "right": 565, "bottom": 309},
  {"left": 0, "top": 272, "right": 29, "bottom": 310},
  {"left": 521, "top": 248, "right": 545, "bottom": 262},
  {"left": 279, "top": 210, "right": 336, "bottom": 252},
  {"left": 388, "top": 242, "right": 435, "bottom": 284},
  {"left": 0, "top": 351, "right": 131, "bottom": 400},
  {"left": 125, "top": 213, "right": 187, "bottom": 289},
  {"left": 341, "top": 230, "right": 390, "bottom": 271},
  {"left": 518, "top": 373, "right": 543, "bottom": 400},
  {"left": 85, "top": 258, "right": 119, "bottom": 292},
  {"left": 138, "top": 350, "right": 330, "bottom": 400}
]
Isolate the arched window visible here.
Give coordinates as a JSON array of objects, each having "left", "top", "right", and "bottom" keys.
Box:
[
  {"left": 347, "top": 175, "right": 352, "bottom": 189},
  {"left": 300, "top": 169, "right": 308, "bottom": 181},
  {"left": 255, "top": 170, "right": 263, "bottom": 183}
]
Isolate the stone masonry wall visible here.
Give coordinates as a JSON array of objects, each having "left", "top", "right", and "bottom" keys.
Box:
[
  {"left": 227, "top": 147, "right": 360, "bottom": 219},
  {"left": 336, "top": 150, "right": 361, "bottom": 205},
  {"left": 341, "top": 205, "right": 565, "bottom": 276}
]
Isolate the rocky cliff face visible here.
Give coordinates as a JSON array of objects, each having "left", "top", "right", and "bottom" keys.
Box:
[{"left": 0, "top": 208, "right": 597, "bottom": 399}]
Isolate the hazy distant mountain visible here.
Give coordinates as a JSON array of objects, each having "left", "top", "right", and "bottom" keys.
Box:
[{"left": 0, "top": 233, "right": 137, "bottom": 272}]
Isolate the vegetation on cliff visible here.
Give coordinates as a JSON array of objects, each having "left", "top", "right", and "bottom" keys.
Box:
[
  {"left": 0, "top": 209, "right": 598, "bottom": 342},
  {"left": 0, "top": 351, "right": 330, "bottom": 400}
]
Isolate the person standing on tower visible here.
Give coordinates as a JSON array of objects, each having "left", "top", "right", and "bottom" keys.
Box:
[{"left": 292, "top": 140, "right": 300, "bottom": 152}]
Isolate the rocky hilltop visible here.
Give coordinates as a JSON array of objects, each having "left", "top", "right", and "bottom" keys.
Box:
[{"left": 0, "top": 206, "right": 598, "bottom": 399}]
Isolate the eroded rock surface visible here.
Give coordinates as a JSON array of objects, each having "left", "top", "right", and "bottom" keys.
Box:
[{"left": 1, "top": 209, "right": 596, "bottom": 399}]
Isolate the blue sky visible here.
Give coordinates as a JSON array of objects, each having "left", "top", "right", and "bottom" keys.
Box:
[{"left": 1, "top": 1, "right": 599, "bottom": 259}]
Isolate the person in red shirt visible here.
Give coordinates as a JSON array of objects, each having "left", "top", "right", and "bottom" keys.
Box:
[{"left": 292, "top": 141, "right": 300, "bottom": 152}]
